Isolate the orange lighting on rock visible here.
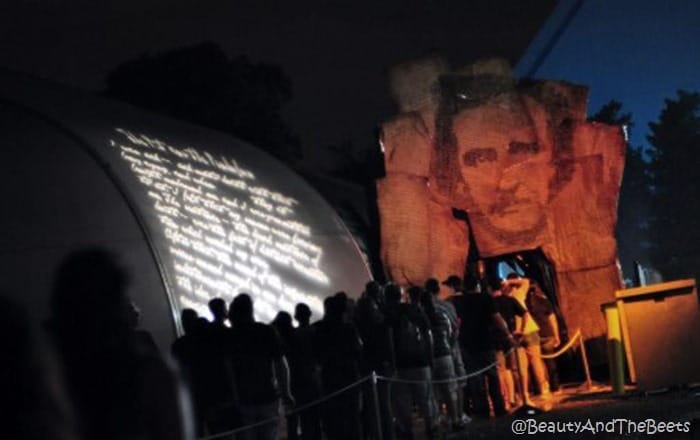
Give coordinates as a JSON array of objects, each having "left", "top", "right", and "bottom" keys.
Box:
[{"left": 377, "top": 58, "right": 626, "bottom": 341}]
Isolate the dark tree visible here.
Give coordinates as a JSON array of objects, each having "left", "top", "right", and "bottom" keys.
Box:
[
  {"left": 589, "top": 100, "right": 632, "bottom": 128},
  {"left": 327, "top": 140, "right": 366, "bottom": 183},
  {"left": 646, "top": 91, "right": 700, "bottom": 280},
  {"left": 589, "top": 100, "right": 651, "bottom": 283},
  {"left": 104, "top": 42, "right": 301, "bottom": 161},
  {"left": 326, "top": 137, "right": 385, "bottom": 185}
]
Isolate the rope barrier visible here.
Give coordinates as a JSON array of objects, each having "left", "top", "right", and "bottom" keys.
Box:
[
  {"left": 540, "top": 330, "right": 581, "bottom": 359},
  {"left": 198, "top": 375, "right": 371, "bottom": 440},
  {"left": 286, "top": 375, "right": 370, "bottom": 415},
  {"left": 377, "top": 347, "right": 516, "bottom": 385},
  {"left": 199, "top": 330, "right": 586, "bottom": 439}
]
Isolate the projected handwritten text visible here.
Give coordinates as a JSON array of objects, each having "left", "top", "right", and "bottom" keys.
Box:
[{"left": 111, "top": 128, "right": 328, "bottom": 322}]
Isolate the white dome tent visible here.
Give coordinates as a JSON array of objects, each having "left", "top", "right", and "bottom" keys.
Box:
[{"left": 0, "top": 71, "right": 371, "bottom": 349}]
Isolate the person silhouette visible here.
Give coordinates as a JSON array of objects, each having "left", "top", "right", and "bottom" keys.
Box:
[
  {"left": 291, "top": 303, "right": 322, "bottom": 440},
  {"left": 355, "top": 282, "right": 395, "bottom": 440},
  {"left": 294, "top": 303, "right": 312, "bottom": 328},
  {"left": 314, "top": 294, "right": 363, "bottom": 440},
  {"left": 172, "top": 308, "right": 233, "bottom": 436},
  {"left": 1, "top": 295, "right": 78, "bottom": 440},
  {"left": 172, "top": 309, "right": 201, "bottom": 373},
  {"left": 208, "top": 298, "right": 229, "bottom": 328},
  {"left": 46, "top": 248, "right": 194, "bottom": 440},
  {"left": 228, "top": 293, "right": 294, "bottom": 440}
]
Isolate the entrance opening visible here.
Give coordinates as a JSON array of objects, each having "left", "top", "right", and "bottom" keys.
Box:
[
  {"left": 476, "top": 250, "right": 584, "bottom": 383},
  {"left": 465, "top": 249, "right": 567, "bottom": 334},
  {"left": 453, "top": 209, "right": 585, "bottom": 383},
  {"left": 452, "top": 208, "right": 564, "bottom": 330},
  {"left": 481, "top": 249, "right": 559, "bottom": 310}
]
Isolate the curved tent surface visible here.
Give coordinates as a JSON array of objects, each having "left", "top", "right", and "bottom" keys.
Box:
[{"left": 0, "top": 72, "right": 371, "bottom": 348}]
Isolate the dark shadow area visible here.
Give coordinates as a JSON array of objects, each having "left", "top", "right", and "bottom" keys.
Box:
[{"left": 45, "top": 248, "right": 191, "bottom": 440}]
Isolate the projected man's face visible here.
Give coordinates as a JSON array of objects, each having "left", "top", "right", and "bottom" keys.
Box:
[{"left": 452, "top": 97, "right": 553, "bottom": 238}]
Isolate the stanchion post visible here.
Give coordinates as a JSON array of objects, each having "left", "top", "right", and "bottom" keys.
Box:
[
  {"left": 577, "top": 332, "right": 593, "bottom": 390},
  {"left": 602, "top": 303, "right": 625, "bottom": 395},
  {"left": 370, "top": 371, "right": 384, "bottom": 440}
]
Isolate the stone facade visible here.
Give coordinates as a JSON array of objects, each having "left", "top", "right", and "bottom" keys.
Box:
[{"left": 377, "top": 58, "right": 625, "bottom": 341}]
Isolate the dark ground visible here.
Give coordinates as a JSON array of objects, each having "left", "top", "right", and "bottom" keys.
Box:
[
  {"left": 452, "top": 384, "right": 700, "bottom": 440},
  {"left": 277, "top": 382, "right": 700, "bottom": 439}
]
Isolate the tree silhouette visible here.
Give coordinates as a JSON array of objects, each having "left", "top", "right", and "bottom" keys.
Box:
[
  {"left": 326, "top": 139, "right": 381, "bottom": 184},
  {"left": 646, "top": 90, "right": 700, "bottom": 281},
  {"left": 104, "top": 42, "right": 301, "bottom": 161},
  {"left": 589, "top": 100, "right": 632, "bottom": 128},
  {"left": 589, "top": 100, "right": 651, "bottom": 282}
]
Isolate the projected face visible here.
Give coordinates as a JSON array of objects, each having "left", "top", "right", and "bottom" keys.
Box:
[
  {"left": 110, "top": 128, "right": 329, "bottom": 322},
  {"left": 453, "top": 98, "right": 553, "bottom": 242}
]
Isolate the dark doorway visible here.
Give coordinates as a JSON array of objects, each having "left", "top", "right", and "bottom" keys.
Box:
[
  {"left": 477, "top": 250, "right": 587, "bottom": 383},
  {"left": 462, "top": 247, "right": 568, "bottom": 336},
  {"left": 481, "top": 250, "right": 558, "bottom": 308},
  {"left": 451, "top": 209, "right": 564, "bottom": 331}
]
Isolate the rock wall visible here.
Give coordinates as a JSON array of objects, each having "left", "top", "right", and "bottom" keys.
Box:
[{"left": 377, "top": 58, "right": 626, "bottom": 340}]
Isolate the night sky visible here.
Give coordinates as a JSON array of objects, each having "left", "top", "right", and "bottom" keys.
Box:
[
  {"left": 517, "top": 0, "right": 700, "bottom": 150},
  {"left": 0, "top": 0, "right": 555, "bottom": 166}
]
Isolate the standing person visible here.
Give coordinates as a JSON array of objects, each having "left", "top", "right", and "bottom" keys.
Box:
[
  {"left": 314, "top": 294, "right": 364, "bottom": 440},
  {"left": 502, "top": 274, "right": 550, "bottom": 403},
  {"left": 384, "top": 284, "right": 436, "bottom": 440},
  {"left": 525, "top": 282, "right": 561, "bottom": 394},
  {"left": 355, "top": 281, "right": 395, "bottom": 440},
  {"left": 270, "top": 312, "right": 296, "bottom": 440},
  {"left": 421, "top": 279, "right": 463, "bottom": 431},
  {"left": 289, "top": 303, "right": 322, "bottom": 440},
  {"left": 490, "top": 281, "right": 526, "bottom": 409},
  {"left": 3, "top": 295, "right": 78, "bottom": 440},
  {"left": 208, "top": 298, "right": 230, "bottom": 354},
  {"left": 192, "top": 298, "right": 239, "bottom": 435},
  {"left": 444, "top": 275, "right": 514, "bottom": 419},
  {"left": 127, "top": 300, "right": 159, "bottom": 355},
  {"left": 228, "top": 294, "right": 294, "bottom": 440},
  {"left": 439, "top": 278, "right": 470, "bottom": 426},
  {"left": 174, "top": 311, "right": 238, "bottom": 436},
  {"left": 172, "top": 309, "right": 213, "bottom": 435},
  {"left": 209, "top": 298, "right": 229, "bottom": 328},
  {"left": 47, "top": 248, "right": 194, "bottom": 440}
]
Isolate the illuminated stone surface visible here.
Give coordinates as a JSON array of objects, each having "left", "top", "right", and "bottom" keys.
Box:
[{"left": 378, "top": 59, "right": 626, "bottom": 341}]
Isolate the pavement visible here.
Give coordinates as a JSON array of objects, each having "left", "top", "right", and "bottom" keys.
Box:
[
  {"left": 452, "top": 384, "right": 700, "bottom": 439},
  {"left": 278, "top": 383, "right": 700, "bottom": 439}
]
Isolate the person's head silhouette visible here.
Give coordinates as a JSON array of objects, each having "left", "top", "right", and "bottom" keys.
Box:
[
  {"left": 294, "top": 303, "right": 312, "bottom": 327},
  {"left": 384, "top": 283, "right": 402, "bottom": 305},
  {"left": 208, "top": 298, "right": 228, "bottom": 325},
  {"left": 407, "top": 286, "right": 423, "bottom": 305},
  {"left": 365, "top": 281, "right": 382, "bottom": 300},
  {"left": 180, "top": 309, "right": 199, "bottom": 335},
  {"left": 323, "top": 295, "right": 345, "bottom": 322},
  {"left": 49, "top": 248, "right": 131, "bottom": 339},
  {"left": 271, "top": 311, "right": 294, "bottom": 335},
  {"left": 229, "top": 294, "right": 254, "bottom": 326},
  {"left": 424, "top": 278, "right": 441, "bottom": 296}
]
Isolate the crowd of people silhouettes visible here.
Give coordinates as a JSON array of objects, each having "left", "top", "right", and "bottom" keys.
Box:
[
  {"left": 4, "top": 248, "right": 562, "bottom": 440},
  {"left": 172, "top": 272, "right": 562, "bottom": 439}
]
